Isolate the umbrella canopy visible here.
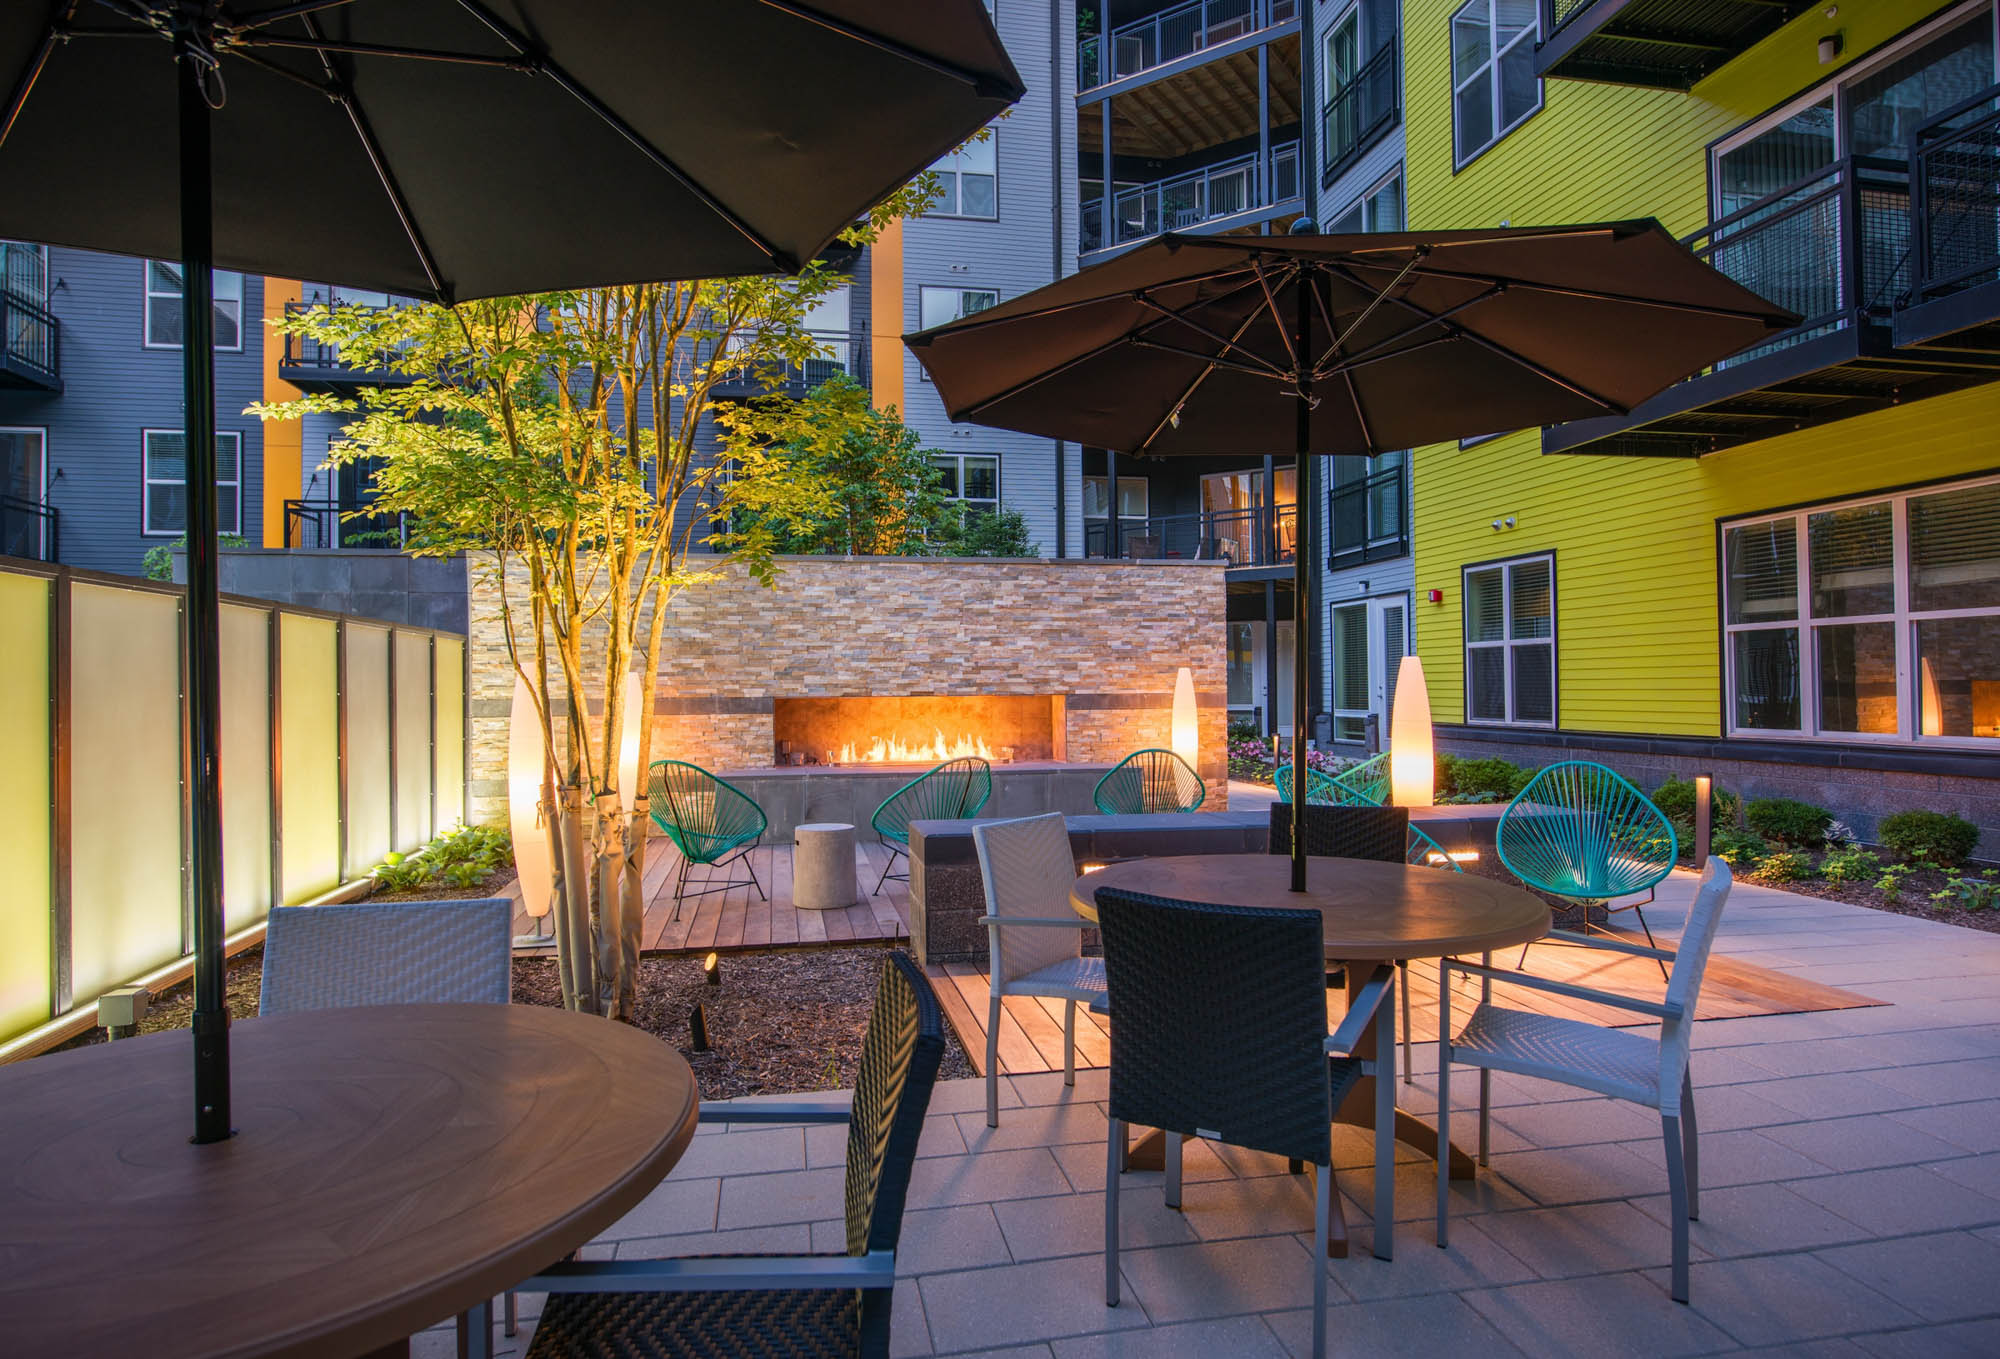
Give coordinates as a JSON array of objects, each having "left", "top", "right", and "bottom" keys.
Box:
[
  {"left": 1, "top": 2, "right": 1024, "bottom": 299},
  {"left": 1, "top": 0, "right": 1020, "bottom": 1144},
  {"left": 905, "top": 222, "right": 1797, "bottom": 891}
]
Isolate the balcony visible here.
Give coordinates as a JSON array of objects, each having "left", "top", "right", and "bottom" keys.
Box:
[
  {"left": 1544, "top": 155, "right": 2000, "bottom": 458},
  {"left": 1083, "top": 502, "right": 1296, "bottom": 567},
  {"left": 1321, "top": 38, "right": 1398, "bottom": 189},
  {"left": 1328, "top": 465, "right": 1407, "bottom": 570},
  {"left": 1081, "top": 140, "right": 1300, "bottom": 255},
  {"left": 1078, "top": 0, "right": 1298, "bottom": 93},
  {"left": 0, "top": 494, "right": 56, "bottom": 563},
  {"left": 0, "top": 290, "right": 60, "bottom": 392},
  {"left": 1535, "top": 0, "right": 1815, "bottom": 91},
  {"left": 283, "top": 498, "right": 409, "bottom": 551},
  {"left": 710, "top": 328, "right": 870, "bottom": 402},
  {"left": 277, "top": 302, "right": 418, "bottom": 394},
  {"left": 1895, "top": 88, "right": 2000, "bottom": 356}
]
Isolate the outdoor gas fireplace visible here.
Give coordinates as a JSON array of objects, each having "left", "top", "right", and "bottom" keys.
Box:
[{"left": 773, "top": 695, "right": 1066, "bottom": 766}]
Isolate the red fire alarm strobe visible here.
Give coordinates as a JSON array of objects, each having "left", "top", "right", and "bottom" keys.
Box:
[{"left": 1426, "top": 588, "right": 1443, "bottom": 604}]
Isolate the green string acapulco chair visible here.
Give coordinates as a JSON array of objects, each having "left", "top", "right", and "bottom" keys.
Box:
[
  {"left": 1274, "top": 752, "right": 1391, "bottom": 808},
  {"left": 649, "top": 760, "right": 769, "bottom": 920},
  {"left": 1496, "top": 760, "right": 1678, "bottom": 974},
  {"left": 870, "top": 756, "right": 992, "bottom": 897},
  {"left": 1091, "top": 748, "right": 1206, "bottom": 815}
]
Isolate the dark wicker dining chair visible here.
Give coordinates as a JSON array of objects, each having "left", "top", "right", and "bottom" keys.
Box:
[
  {"left": 520, "top": 953, "right": 944, "bottom": 1359},
  {"left": 1096, "top": 888, "right": 1396, "bottom": 1359}
]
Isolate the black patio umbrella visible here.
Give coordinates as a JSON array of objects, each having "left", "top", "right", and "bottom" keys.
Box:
[
  {"left": 905, "top": 221, "right": 1796, "bottom": 893},
  {"left": 0, "top": 0, "right": 1022, "bottom": 1144}
]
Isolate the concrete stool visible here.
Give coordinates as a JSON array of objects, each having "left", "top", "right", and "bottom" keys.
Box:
[{"left": 793, "top": 823, "right": 860, "bottom": 911}]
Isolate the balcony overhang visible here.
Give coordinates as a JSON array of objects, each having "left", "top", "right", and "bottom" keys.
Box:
[
  {"left": 0, "top": 354, "right": 60, "bottom": 393},
  {"left": 1080, "top": 195, "right": 1304, "bottom": 266},
  {"left": 1894, "top": 278, "right": 2000, "bottom": 357},
  {"left": 1541, "top": 322, "right": 2000, "bottom": 458},
  {"left": 276, "top": 363, "right": 416, "bottom": 396},
  {"left": 1535, "top": 0, "right": 1816, "bottom": 91},
  {"left": 1077, "top": 14, "right": 1299, "bottom": 108}
]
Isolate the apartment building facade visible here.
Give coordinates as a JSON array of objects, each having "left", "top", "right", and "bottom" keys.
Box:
[{"left": 1402, "top": 0, "right": 2000, "bottom": 846}]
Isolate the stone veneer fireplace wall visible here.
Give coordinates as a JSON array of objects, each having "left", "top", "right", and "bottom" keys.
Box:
[{"left": 464, "top": 555, "right": 1229, "bottom": 827}]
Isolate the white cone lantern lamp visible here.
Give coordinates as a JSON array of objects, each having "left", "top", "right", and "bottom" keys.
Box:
[
  {"left": 508, "top": 676, "right": 556, "bottom": 927},
  {"left": 1171, "top": 666, "right": 1199, "bottom": 768},
  {"left": 618, "top": 671, "right": 645, "bottom": 815},
  {"left": 1389, "top": 655, "right": 1434, "bottom": 808}
]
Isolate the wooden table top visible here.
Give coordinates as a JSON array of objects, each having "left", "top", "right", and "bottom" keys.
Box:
[
  {"left": 1071, "top": 854, "right": 1550, "bottom": 962},
  {"left": 0, "top": 1003, "right": 698, "bottom": 1359}
]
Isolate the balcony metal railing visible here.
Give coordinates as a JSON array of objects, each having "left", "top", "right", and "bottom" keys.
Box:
[
  {"left": 0, "top": 493, "right": 56, "bottom": 563},
  {"left": 284, "top": 498, "right": 409, "bottom": 551},
  {"left": 280, "top": 300, "right": 417, "bottom": 377},
  {"left": 712, "top": 327, "right": 870, "bottom": 399},
  {"left": 0, "top": 289, "right": 60, "bottom": 387},
  {"left": 1540, "top": 0, "right": 1598, "bottom": 36},
  {"left": 1078, "top": 0, "right": 1297, "bottom": 92},
  {"left": 1908, "top": 85, "right": 2000, "bottom": 307},
  {"left": 1327, "top": 466, "right": 1406, "bottom": 569},
  {"left": 1083, "top": 502, "right": 1297, "bottom": 565},
  {"left": 1082, "top": 140, "right": 1300, "bottom": 253},
  {"left": 1684, "top": 156, "right": 1910, "bottom": 369},
  {"left": 1321, "top": 39, "right": 1398, "bottom": 187}
]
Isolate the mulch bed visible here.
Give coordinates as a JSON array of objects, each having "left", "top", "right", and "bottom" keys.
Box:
[
  {"left": 46, "top": 936, "right": 972, "bottom": 1101},
  {"left": 1736, "top": 864, "right": 2000, "bottom": 935},
  {"left": 368, "top": 866, "right": 519, "bottom": 902}
]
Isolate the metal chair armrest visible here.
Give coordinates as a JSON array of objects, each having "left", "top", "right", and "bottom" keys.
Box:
[
  {"left": 526, "top": 1251, "right": 896, "bottom": 1293},
  {"left": 1326, "top": 965, "right": 1395, "bottom": 1057},
  {"left": 1442, "top": 957, "right": 1684, "bottom": 1021},
  {"left": 980, "top": 915, "right": 1093, "bottom": 929},
  {"left": 699, "top": 1096, "right": 851, "bottom": 1126},
  {"left": 1545, "top": 928, "right": 1674, "bottom": 961}
]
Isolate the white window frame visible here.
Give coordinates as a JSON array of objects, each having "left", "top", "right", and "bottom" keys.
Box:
[
  {"left": 0, "top": 425, "right": 48, "bottom": 559},
  {"left": 932, "top": 452, "right": 1002, "bottom": 519},
  {"left": 925, "top": 130, "right": 999, "bottom": 220},
  {"left": 917, "top": 286, "right": 998, "bottom": 380},
  {"left": 142, "top": 429, "right": 242, "bottom": 537},
  {"left": 1721, "top": 471, "right": 2000, "bottom": 748},
  {"left": 144, "top": 260, "right": 245, "bottom": 351},
  {"left": 1463, "top": 551, "right": 1556, "bottom": 728},
  {"left": 1449, "top": 0, "right": 1541, "bottom": 170},
  {"left": 1084, "top": 473, "right": 1150, "bottom": 523},
  {"left": 1330, "top": 166, "right": 1405, "bottom": 234}
]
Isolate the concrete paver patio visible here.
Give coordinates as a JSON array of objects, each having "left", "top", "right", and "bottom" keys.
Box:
[{"left": 437, "top": 870, "right": 2000, "bottom": 1357}]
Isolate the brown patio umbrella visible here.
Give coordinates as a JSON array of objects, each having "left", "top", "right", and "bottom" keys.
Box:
[
  {"left": 905, "top": 221, "right": 1796, "bottom": 892},
  {"left": 1, "top": 0, "right": 1022, "bottom": 1145}
]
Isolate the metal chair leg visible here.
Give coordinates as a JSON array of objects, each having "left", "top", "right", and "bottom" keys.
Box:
[
  {"left": 742, "top": 846, "right": 767, "bottom": 902},
  {"left": 872, "top": 843, "right": 901, "bottom": 896},
  {"left": 1164, "top": 1132, "right": 1183, "bottom": 1210},
  {"left": 1311, "top": 1159, "right": 1332, "bottom": 1359},
  {"left": 1105, "top": 1119, "right": 1123, "bottom": 1306},
  {"left": 1633, "top": 896, "right": 1670, "bottom": 981},
  {"left": 503, "top": 1290, "right": 516, "bottom": 1338},
  {"left": 456, "top": 1299, "right": 493, "bottom": 1359},
  {"left": 1063, "top": 998, "right": 1077, "bottom": 1087},
  {"left": 985, "top": 992, "right": 1002, "bottom": 1129},
  {"left": 1375, "top": 969, "right": 1396, "bottom": 1261},
  {"left": 1478, "top": 1067, "right": 1491, "bottom": 1168},
  {"left": 1663, "top": 1110, "right": 1691, "bottom": 1303},
  {"left": 1436, "top": 967, "right": 1452, "bottom": 1249},
  {"left": 1400, "top": 959, "right": 1413, "bottom": 1084},
  {"left": 1682, "top": 1067, "right": 1700, "bottom": 1220},
  {"left": 671, "top": 857, "right": 690, "bottom": 921}
]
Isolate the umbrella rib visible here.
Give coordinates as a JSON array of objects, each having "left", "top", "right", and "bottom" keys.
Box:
[
  {"left": 1342, "top": 366, "right": 1374, "bottom": 451},
  {"left": 233, "top": 36, "right": 537, "bottom": 71},
  {"left": 225, "top": 0, "right": 359, "bottom": 29},
  {"left": 755, "top": 0, "right": 1020, "bottom": 98},
  {"left": 1133, "top": 307, "right": 1265, "bottom": 454},
  {"left": 1128, "top": 335, "right": 1290, "bottom": 381},
  {"left": 1134, "top": 296, "right": 1288, "bottom": 378},
  {"left": 1323, "top": 248, "right": 1425, "bottom": 360},
  {"left": 1251, "top": 260, "right": 1299, "bottom": 372},
  {"left": 1311, "top": 281, "right": 1502, "bottom": 380},
  {"left": 1323, "top": 261, "right": 1629, "bottom": 414},
  {"left": 451, "top": 0, "right": 795, "bottom": 271},
  {"left": 906, "top": 264, "right": 1260, "bottom": 343},
  {"left": 1385, "top": 264, "right": 1796, "bottom": 325},
  {"left": 0, "top": 2, "right": 81, "bottom": 150}
]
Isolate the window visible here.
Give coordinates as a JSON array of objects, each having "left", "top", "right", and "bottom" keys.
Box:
[
  {"left": 142, "top": 430, "right": 241, "bottom": 536},
  {"left": 925, "top": 131, "right": 997, "bottom": 219},
  {"left": 1329, "top": 169, "right": 1405, "bottom": 234},
  {"left": 918, "top": 286, "right": 998, "bottom": 331},
  {"left": 1084, "top": 474, "right": 1149, "bottom": 523},
  {"left": 933, "top": 453, "right": 1000, "bottom": 520},
  {"left": 1329, "top": 450, "right": 1407, "bottom": 565},
  {"left": 0, "top": 427, "right": 47, "bottom": 559},
  {"left": 1464, "top": 553, "right": 1554, "bottom": 726},
  {"left": 1, "top": 241, "right": 47, "bottom": 303},
  {"left": 1450, "top": 0, "right": 1539, "bottom": 168},
  {"left": 145, "top": 260, "right": 244, "bottom": 349},
  {"left": 1722, "top": 474, "right": 2000, "bottom": 744}
]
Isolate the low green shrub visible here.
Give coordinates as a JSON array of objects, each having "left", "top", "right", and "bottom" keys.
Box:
[
  {"left": 1651, "top": 778, "right": 1741, "bottom": 829},
  {"left": 1878, "top": 810, "right": 1980, "bottom": 868},
  {"left": 1226, "top": 716, "right": 1262, "bottom": 744},
  {"left": 1438, "top": 754, "right": 1531, "bottom": 802},
  {"left": 1930, "top": 869, "right": 2000, "bottom": 913},
  {"left": 1876, "top": 863, "right": 1916, "bottom": 903},
  {"left": 372, "top": 852, "right": 431, "bottom": 892},
  {"left": 1746, "top": 797, "right": 1833, "bottom": 847},
  {"left": 442, "top": 860, "right": 490, "bottom": 890},
  {"left": 1820, "top": 847, "right": 1882, "bottom": 884},
  {"left": 1754, "top": 849, "right": 1817, "bottom": 883},
  {"left": 1710, "top": 826, "right": 1768, "bottom": 869}
]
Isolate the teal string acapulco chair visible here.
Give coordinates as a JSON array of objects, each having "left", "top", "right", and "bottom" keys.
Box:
[
  {"left": 1274, "top": 752, "right": 1391, "bottom": 808},
  {"left": 1092, "top": 748, "right": 1206, "bottom": 815},
  {"left": 649, "top": 760, "right": 769, "bottom": 920},
  {"left": 871, "top": 756, "right": 993, "bottom": 897},
  {"left": 1496, "top": 760, "right": 1678, "bottom": 973}
]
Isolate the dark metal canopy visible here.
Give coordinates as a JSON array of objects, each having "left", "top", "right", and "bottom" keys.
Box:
[
  {"left": 1, "top": 1, "right": 1025, "bottom": 302},
  {"left": 905, "top": 220, "right": 1795, "bottom": 893}
]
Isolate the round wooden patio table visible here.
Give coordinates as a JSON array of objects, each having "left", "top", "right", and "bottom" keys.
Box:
[
  {"left": 1071, "top": 855, "right": 1549, "bottom": 1216},
  {"left": 0, "top": 1003, "right": 699, "bottom": 1359}
]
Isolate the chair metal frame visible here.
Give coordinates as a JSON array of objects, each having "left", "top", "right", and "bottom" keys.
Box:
[
  {"left": 518, "top": 953, "right": 945, "bottom": 1359},
  {"left": 869, "top": 757, "right": 992, "bottom": 896},
  {"left": 1090, "top": 747, "right": 1206, "bottom": 815},
  {"left": 1435, "top": 860, "right": 1734, "bottom": 1304},
  {"left": 649, "top": 759, "right": 769, "bottom": 921}
]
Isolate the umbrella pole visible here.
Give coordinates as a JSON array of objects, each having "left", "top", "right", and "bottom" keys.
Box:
[
  {"left": 1290, "top": 265, "right": 1312, "bottom": 893},
  {"left": 179, "top": 34, "right": 231, "bottom": 1145}
]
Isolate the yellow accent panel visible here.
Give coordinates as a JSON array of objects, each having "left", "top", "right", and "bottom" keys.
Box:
[
  {"left": 870, "top": 217, "right": 905, "bottom": 409},
  {"left": 0, "top": 572, "right": 51, "bottom": 1037},
  {"left": 220, "top": 604, "right": 273, "bottom": 930},
  {"left": 261, "top": 278, "right": 303, "bottom": 547},
  {"left": 279, "top": 614, "right": 341, "bottom": 903},
  {"left": 1412, "top": 386, "right": 2000, "bottom": 734}
]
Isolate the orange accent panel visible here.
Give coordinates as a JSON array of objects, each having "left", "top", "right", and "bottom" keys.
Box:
[
  {"left": 261, "top": 278, "right": 304, "bottom": 547},
  {"left": 869, "top": 218, "right": 904, "bottom": 411}
]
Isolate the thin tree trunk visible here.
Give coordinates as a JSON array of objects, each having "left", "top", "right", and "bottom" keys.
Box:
[
  {"left": 618, "top": 804, "right": 649, "bottom": 1018},
  {"left": 544, "top": 780, "right": 577, "bottom": 1010},
  {"left": 560, "top": 785, "right": 600, "bottom": 1015},
  {"left": 593, "top": 789, "right": 627, "bottom": 1017}
]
